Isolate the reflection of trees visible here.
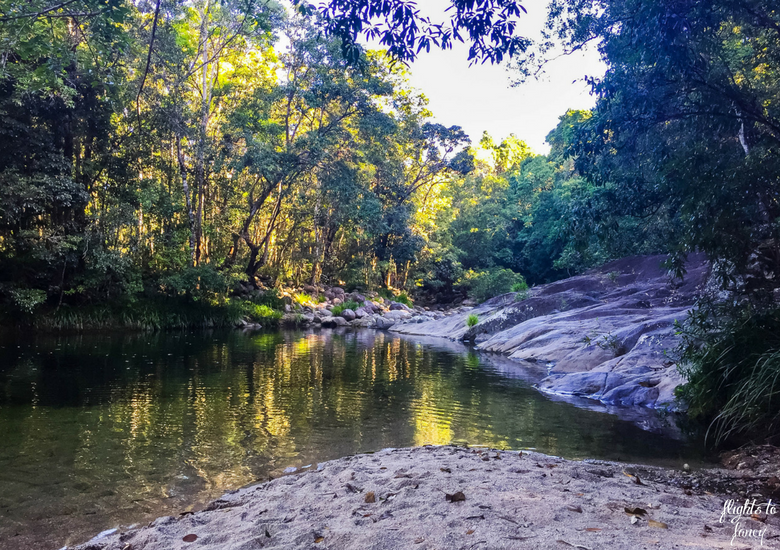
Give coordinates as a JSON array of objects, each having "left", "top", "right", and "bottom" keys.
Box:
[{"left": 0, "top": 330, "right": 698, "bottom": 548}]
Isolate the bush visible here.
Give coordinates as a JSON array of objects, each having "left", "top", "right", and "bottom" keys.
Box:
[
  {"left": 395, "top": 292, "right": 412, "bottom": 307},
  {"left": 331, "top": 300, "right": 359, "bottom": 316},
  {"left": 511, "top": 281, "right": 528, "bottom": 292},
  {"left": 243, "top": 303, "right": 283, "bottom": 325},
  {"left": 251, "top": 288, "right": 286, "bottom": 309},
  {"left": 467, "top": 313, "right": 479, "bottom": 327},
  {"left": 161, "top": 265, "right": 232, "bottom": 303},
  {"left": 677, "top": 304, "right": 780, "bottom": 444},
  {"left": 10, "top": 288, "right": 47, "bottom": 314},
  {"left": 294, "top": 293, "right": 313, "bottom": 306},
  {"left": 462, "top": 269, "right": 526, "bottom": 303}
]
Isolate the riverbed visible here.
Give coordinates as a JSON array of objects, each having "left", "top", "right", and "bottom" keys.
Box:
[{"left": 0, "top": 329, "right": 705, "bottom": 550}]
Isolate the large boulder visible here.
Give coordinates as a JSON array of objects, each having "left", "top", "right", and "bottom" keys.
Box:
[
  {"left": 384, "top": 310, "right": 412, "bottom": 321},
  {"left": 374, "top": 317, "right": 395, "bottom": 329},
  {"left": 351, "top": 317, "right": 375, "bottom": 328},
  {"left": 321, "top": 316, "right": 348, "bottom": 328},
  {"left": 354, "top": 307, "right": 369, "bottom": 318},
  {"left": 341, "top": 308, "right": 357, "bottom": 321}
]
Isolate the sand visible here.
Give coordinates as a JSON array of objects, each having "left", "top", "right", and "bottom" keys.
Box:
[{"left": 69, "top": 445, "right": 778, "bottom": 550}]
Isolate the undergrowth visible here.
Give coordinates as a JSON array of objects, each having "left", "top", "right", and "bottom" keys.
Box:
[{"left": 677, "top": 304, "right": 780, "bottom": 445}]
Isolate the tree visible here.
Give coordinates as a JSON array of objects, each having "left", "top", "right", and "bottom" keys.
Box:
[
  {"left": 293, "top": 0, "right": 530, "bottom": 63},
  {"left": 521, "top": 0, "right": 780, "bottom": 281}
]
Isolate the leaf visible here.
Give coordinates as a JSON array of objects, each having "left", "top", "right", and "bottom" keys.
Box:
[
  {"left": 585, "top": 527, "right": 601, "bottom": 532},
  {"left": 566, "top": 504, "right": 583, "bottom": 513},
  {"left": 314, "top": 536, "right": 324, "bottom": 543},
  {"left": 182, "top": 534, "right": 198, "bottom": 543},
  {"left": 365, "top": 491, "right": 376, "bottom": 503},
  {"left": 466, "top": 529, "right": 475, "bottom": 535},
  {"left": 624, "top": 506, "right": 647, "bottom": 515},
  {"left": 440, "top": 467, "right": 452, "bottom": 473},
  {"left": 445, "top": 491, "right": 466, "bottom": 502},
  {"left": 630, "top": 516, "right": 639, "bottom": 525},
  {"left": 648, "top": 520, "right": 668, "bottom": 529},
  {"left": 414, "top": 538, "right": 425, "bottom": 544}
]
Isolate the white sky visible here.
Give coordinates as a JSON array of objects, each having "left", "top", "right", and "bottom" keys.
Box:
[{"left": 402, "top": 0, "right": 606, "bottom": 154}]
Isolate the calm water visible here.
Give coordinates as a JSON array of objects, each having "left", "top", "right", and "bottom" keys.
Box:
[{"left": 0, "top": 329, "right": 703, "bottom": 550}]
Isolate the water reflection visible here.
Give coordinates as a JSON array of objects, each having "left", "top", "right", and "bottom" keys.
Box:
[{"left": 0, "top": 330, "right": 700, "bottom": 550}]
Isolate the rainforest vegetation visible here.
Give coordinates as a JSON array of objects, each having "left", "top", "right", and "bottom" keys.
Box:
[{"left": 1, "top": 0, "right": 779, "bottom": 443}]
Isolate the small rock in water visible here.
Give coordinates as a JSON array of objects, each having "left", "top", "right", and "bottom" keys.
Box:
[
  {"left": 683, "top": 463, "right": 690, "bottom": 471},
  {"left": 284, "top": 466, "right": 298, "bottom": 474}
]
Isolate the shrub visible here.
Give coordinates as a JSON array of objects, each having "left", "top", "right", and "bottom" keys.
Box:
[
  {"left": 511, "top": 281, "right": 528, "bottom": 292},
  {"left": 252, "top": 288, "right": 286, "bottom": 309},
  {"left": 463, "top": 269, "right": 526, "bottom": 303},
  {"left": 467, "top": 314, "right": 479, "bottom": 327},
  {"left": 395, "top": 292, "right": 412, "bottom": 307},
  {"left": 677, "top": 304, "right": 780, "bottom": 444},
  {"left": 331, "top": 304, "right": 345, "bottom": 316},
  {"left": 332, "top": 300, "right": 359, "bottom": 316},
  {"left": 294, "top": 293, "right": 313, "bottom": 306},
  {"left": 161, "top": 265, "right": 232, "bottom": 302},
  {"left": 243, "top": 303, "right": 283, "bottom": 325},
  {"left": 10, "top": 288, "right": 47, "bottom": 314}
]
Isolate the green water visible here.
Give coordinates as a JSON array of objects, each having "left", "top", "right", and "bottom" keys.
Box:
[{"left": 0, "top": 329, "right": 701, "bottom": 549}]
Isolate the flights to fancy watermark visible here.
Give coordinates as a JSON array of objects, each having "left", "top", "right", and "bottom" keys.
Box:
[{"left": 720, "top": 498, "right": 776, "bottom": 546}]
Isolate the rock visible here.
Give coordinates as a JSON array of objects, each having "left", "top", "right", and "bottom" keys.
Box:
[
  {"left": 354, "top": 307, "right": 369, "bottom": 318},
  {"left": 351, "top": 317, "right": 375, "bottom": 328},
  {"left": 410, "top": 315, "right": 433, "bottom": 324},
  {"left": 384, "top": 310, "right": 412, "bottom": 320},
  {"left": 389, "top": 302, "right": 405, "bottom": 311},
  {"left": 374, "top": 317, "right": 395, "bottom": 329},
  {"left": 321, "top": 316, "right": 348, "bottom": 328},
  {"left": 303, "top": 284, "right": 317, "bottom": 294},
  {"left": 332, "top": 298, "right": 342, "bottom": 306},
  {"left": 281, "top": 313, "right": 304, "bottom": 326},
  {"left": 341, "top": 309, "right": 356, "bottom": 321},
  {"left": 331, "top": 287, "right": 345, "bottom": 296},
  {"left": 350, "top": 292, "right": 366, "bottom": 303}
]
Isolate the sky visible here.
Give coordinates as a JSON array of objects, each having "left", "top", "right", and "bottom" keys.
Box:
[{"left": 401, "top": 0, "right": 606, "bottom": 154}]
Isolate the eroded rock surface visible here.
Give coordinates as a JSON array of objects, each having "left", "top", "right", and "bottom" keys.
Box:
[{"left": 391, "top": 254, "right": 709, "bottom": 410}]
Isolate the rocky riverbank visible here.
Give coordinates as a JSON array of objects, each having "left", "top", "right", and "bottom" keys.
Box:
[
  {"left": 389, "top": 254, "right": 710, "bottom": 410},
  {"left": 242, "top": 255, "right": 708, "bottom": 411},
  {"left": 70, "top": 445, "right": 779, "bottom": 550}
]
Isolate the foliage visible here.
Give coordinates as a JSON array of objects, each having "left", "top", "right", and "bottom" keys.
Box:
[
  {"left": 462, "top": 268, "right": 526, "bottom": 303},
  {"left": 33, "top": 298, "right": 247, "bottom": 331},
  {"left": 517, "top": 0, "right": 780, "bottom": 281},
  {"left": 242, "top": 303, "right": 283, "bottom": 326},
  {"left": 294, "top": 0, "right": 531, "bottom": 63},
  {"left": 510, "top": 281, "right": 528, "bottom": 293},
  {"left": 466, "top": 313, "right": 478, "bottom": 328},
  {"left": 394, "top": 293, "right": 412, "bottom": 307},
  {"left": 678, "top": 305, "right": 780, "bottom": 444},
  {"left": 331, "top": 299, "right": 360, "bottom": 316}
]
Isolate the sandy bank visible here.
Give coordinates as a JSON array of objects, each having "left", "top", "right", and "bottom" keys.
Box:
[{"left": 71, "top": 445, "right": 777, "bottom": 550}]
